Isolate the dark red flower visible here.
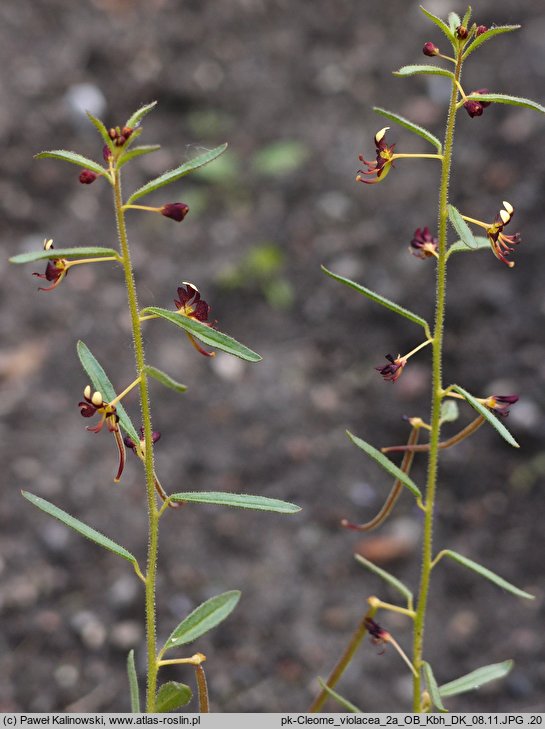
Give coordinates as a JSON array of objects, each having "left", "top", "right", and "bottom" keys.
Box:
[
  {"left": 33, "top": 239, "right": 69, "bottom": 292},
  {"left": 79, "top": 386, "right": 125, "bottom": 482},
  {"left": 409, "top": 227, "right": 438, "bottom": 259},
  {"left": 109, "top": 125, "right": 134, "bottom": 147},
  {"left": 79, "top": 169, "right": 98, "bottom": 184},
  {"left": 487, "top": 201, "right": 521, "bottom": 268},
  {"left": 488, "top": 394, "right": 519, "bottom": 418},
  {"left": 174, "top": 282, "right": 212, "bottom": 324},
  {"left": 422, "top": 41, "right": 439, "bottom": 57},
  {"left": 124, "top": 427, "right": 161, "bottom": 452},
  {"left": 464, "top": 89, "right": 491, "bottom": 118},
  {"left": 464, "top": 99, "right": 484, "bottom": 118},
  {"left": 356, "top": 127, "right": 396, "bottom": 185},
  {"left": 174, "top": 283, "right": 216, "bottom": 357},
  {"left": 375, "top": 354, "right": 407, "bottom": 383},
  {"left": 364, "top": 618, "right": 389, "bottom": 654},
  {"left": 161, "top": 203, "right": 190, "bottom": 222}
]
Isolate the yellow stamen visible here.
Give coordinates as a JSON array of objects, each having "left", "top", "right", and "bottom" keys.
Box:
[{"left": 91, "top": 391, "right": 103, "bottom": 407}]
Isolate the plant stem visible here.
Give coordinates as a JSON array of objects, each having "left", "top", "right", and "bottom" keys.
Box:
[
  {"left": 411, "top": 50, "right": 463, "bottom": 712},
  {"left": 113, "top": 170, "right": 160, "bottom": 712}
]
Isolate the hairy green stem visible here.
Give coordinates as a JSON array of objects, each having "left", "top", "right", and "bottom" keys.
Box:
[
  {"left": 411, "top": 51, "right": 463, "bottom": 711},
  {"left": 113, "top": 171, "right": 159, "bottom": 712}
]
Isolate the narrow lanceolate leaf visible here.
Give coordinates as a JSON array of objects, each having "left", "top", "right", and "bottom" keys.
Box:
[
  {"left": 156, "top": 682, "right": 192, "bottom": 713},
  {"left": 419, "top": 6, "right": 455, "bottom": 44},
  {"left": 393, "top": 65, "right": 455, "bottom": 81},
  {"left": 440, "top": 399, "right": 459, "bottom": 425},
  {"left": 127, "top": 143, "right": 228, "bottom": 204},
  {"left": 439, "top": 661, "right": 514, "bottom": 698},
  {"left": 169, "top": 491, "right": 301, "bottom": 514},
  {"left": 125, "top": 101, "right": 158, "bottom": 129},
  {"left": 86, "top": 111, "right": 115, "bottom": 151},
  {"left": 144, "top": 365, "right": 187, "bottom": 394},
  {"left": 461, "top": 6, "right": 472, "bottom": 29},
  {"left": 317, "top": 680, "right": 362, "bottom": 713},
  {"left": 463, "top": 93, "right": 545, "bottom": 115},
  {"left": 447, "top": 12, "right": 461, "bottom": 33},
  {"left": 117, "top": 145, "right": 161, "bottom": 168},
  {"left": 77, "top": 340, "right": 140, "bottom": 443},
  {"left": 373, "top": 107, "right": 442, "bottom": 153},
  {"left": 141, "top": 307, "right": 262, "bottom": 363},
  {"left": 450, "top": 384, "right": 519, "bottom": 448},
  {"left": 127, "top": 650, "right": 140, "bottom": 713},
  {"left": 163, "top": 591, "right": 241, "bottom": 652},
  {"left": 35, "top": 150, "right": 108, "bottom": 178},
  {"left": 321, "top": 267, "right": 430, "bottom": 335},
  {"left": 22, "top": 492, "right": 137, "bottom": 564},
  {"left": 447, "top": 236, "right": 490, "bottom": 257},
  {"left": 463, "top": 26, "right": 521, "bottom": 60},
  {"left": 448, "top": 205, "right": 479, "bottom": 249},
  {"left": 440, "top": 550, "right": 534, "bottom": 600},
  {"left": 354, "top": 554, "right": 413, "bottom": 605},
  {"left": 422, "top": 662, "right": 448, "bottom": 713},
  {"left": 10, "top": 247, "right": 118, "bottom": 265},
  {"left": 346, "top": 431, "right": 422, "bottom": 499}
]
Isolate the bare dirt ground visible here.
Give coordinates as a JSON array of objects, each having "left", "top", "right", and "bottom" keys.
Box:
[{"left": 1, "top": 0, "right": 544, "bottom": 713}]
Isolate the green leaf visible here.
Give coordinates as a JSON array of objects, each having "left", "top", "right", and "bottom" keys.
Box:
[
  {"left": 22, "top": 491, "right": 137, "bottom": 564},
  {"left": 450, "top": 384, "right": 519, "bottom": 448},
  {"left": 10, "top": 247, "right": 119, "bottom": 265},
  {"left": 373, "top": 107, "right": 442, "bottom": 153},
  {"left": 252, "top": 140, "right": 309, "bottom": 177},
  {"left": 461, "top": 6, "right": 472, "bottom": 29},
  {"left": 169, "top": 491, "right": 301, "bottom": 514},
  {"left": 163, "top": 591, "right": 241, "bottom": 652},
  {"left": 439, "top": 550, "right": 534, "bottom": 600},
  {"left": 346, "top": 431, "right": 422, "bottom": 500},
  {"left": 448, "top": 12, "right": 461, "bottom": 33},
  {"left": 439, "top": 661, "right": 514, "bottom": 698},
  {"left": 156, "top": 682, "right": 192, "bottom": 713},
  {"left": 419, "top": 6, "right": 455, "bottom": 44},
  {"left": 321, "top": 266, "right": 430, "bottom": 336},
  {"left": 447, "top": 205, "right": 479, "bottom": 249},
  {"left": 141, "top": 307, "right": 262, "bottom": 363},
  {"left": 317, "top": 679, "right": 362, "bottom": 713},
  {"left": 463, "top": 93, "right": 545, "bottom": 115},
  {"left": 463, "top": 26, "right": 521, "bottom": 60},
  {"left": 127, "top": 650, "right": 140, "bottom": 713},
  {"left": 422, "top": 662, "right": 448, "bottom": 712},
  {"left": 354, "top": 554, "right": 413, "bottom": 605},
  {"left": 127, "top": 144, "right": 228, "bottom": 204},
  {"left": 144, "top": 365, "right": 187, "bottom": 394},
  {"left": 35, "top": 150, "right": 108, "bottom": 178},
  {"left": 118, "top": 145, "right": 161, "bottom": 168},
  {"left": 125, "top": 101, "right": 158, "bottom": 129},
  {"left": 77, "top": 341, "right": 140, "bottom": 443},
  {"left": 393, "top": 65, "right": 455, "bottom": 81},
  {"left": 86, "top": 111, "right": 115, "bottom": 151},
  {"left": 447, "top": 236, "right": 490, "bottom": 257},
  {"left": 440, "top": 399, "right": 459, "bottom": 425}
]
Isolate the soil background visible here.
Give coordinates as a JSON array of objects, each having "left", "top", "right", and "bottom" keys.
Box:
[{"left": 1, "top": 0, "right": 544, "bottom": 714}]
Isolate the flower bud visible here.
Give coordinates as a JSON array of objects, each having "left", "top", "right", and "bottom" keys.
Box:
[
  {"left": 79, "top": 169, "right": 98, "bottom": 184},
  {"left": 456, "top": 25, "right": 468, "bottom": 39},
  {"left": 471, "top": 88, "right": 491, "bottom": 108},
  {"left": 476, "top": 25, "right": 488, "bottom": 36},
  {"left": 422, "top": 41, "right": 439, "bottom": 57},
  {"left": 161, "top": 203, "right": 190, "bottom": 222},
  {"left": 463, "top": 100, "right": 484, "bottom": 118},
  {"left": 103, "top": 145, "right": 112, "bottom": 162}
]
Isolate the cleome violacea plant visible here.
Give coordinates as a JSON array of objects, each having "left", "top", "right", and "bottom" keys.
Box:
[
  {"left": 311, "top": 7, "right": 544, "bottom": 714},
  {"left": 10, "top": 103, "right": 301, "bottom": 713}
]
